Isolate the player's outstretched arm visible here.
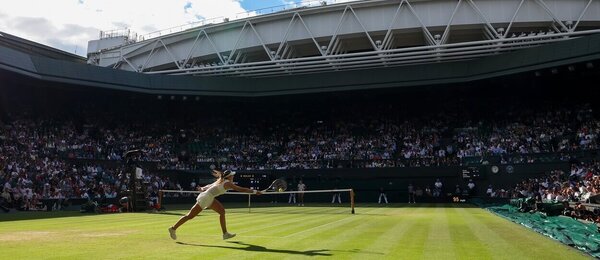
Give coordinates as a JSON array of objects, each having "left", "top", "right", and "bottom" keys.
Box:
[
  {"left": 197, "top": 184, "right": 210, "bottom": 192},
  {"left": 225, "top": 182, "right": 262, "bottom": 195}
]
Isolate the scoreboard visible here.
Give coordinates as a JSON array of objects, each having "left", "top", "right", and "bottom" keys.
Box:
[
  {"left": 236, "top": 173, "right": 270, "bottom": 190},
  {"left": 461, "top": 166, "right": 482, "bottom": 179}
]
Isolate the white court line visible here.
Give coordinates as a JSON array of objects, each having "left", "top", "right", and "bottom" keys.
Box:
[
  {"left": 282, "top": 215, "right": 358, "bottom": 238},
  {"left": 233, "top": 208, "right": 335, "bottom": 235},
  {"left": 236, "top": 208, "right": 361, "bottom": 236},
  {"left": 281, "top": 207, "right": 384, "bottom": 238},
  {"left": 236, "top": 213, "right": 328, "bottom": 235},
  {"left": 236, "top": 208, "right": 376, "bottom": 237}
]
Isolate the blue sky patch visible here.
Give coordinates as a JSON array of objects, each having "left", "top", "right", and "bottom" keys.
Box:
[
  {"left": 239, "top": 0, "right": 290, "bottom": 12},
  {"left": 184, "top": 2, "right": 192, "bottom": 13}
]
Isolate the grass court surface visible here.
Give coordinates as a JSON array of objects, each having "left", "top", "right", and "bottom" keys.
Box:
[{"left": 0, "top": 203, "right": 590, "bottom": 259}]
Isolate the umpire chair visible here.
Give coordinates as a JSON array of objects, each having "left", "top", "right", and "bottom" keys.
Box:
[{"left": 124, "top": 149, "right": 148, "bottom": 212}]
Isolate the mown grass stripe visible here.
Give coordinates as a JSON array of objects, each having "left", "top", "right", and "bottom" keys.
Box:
[
  {"left": 261, "top": 208, "right": 387, "bottom": 259},
  {"left": 385, "top": 204, "right": 434, "bottom": 259},
  {"left": 282, "top": 214, "right": 356, "bottom": 238},
  {"left": 281, "top": 215, "right": 354, "bottom": 236},
  {"left": 170, "top": 207, "right": 354, "bottom": 241},
  {"left": 219, "top": 206, "right": 340, "bottom": 229},
  {"left": 213, "top": 207, "right": 346, "bottom": 234},
  {"left": 421, "top": 205, "right": 458, "bottom": 259},
  {"left": 347, "top": 206, "right": 427, "bottom": 259},
  {"left": 473, "top": 208, "right": 590, "bottom": 259},
  {"left": 447, "top": 206, "right": 492, "bottom": 259},
  {"left": 237, "top": 212, "right": 344, "bottom": 237},
  {"left": 454, "top": 207, "right": 527, "bottom": 259},
  {"left": 275, "top": 207, "right": 383, "bottom": 242},
  {"left": 0, "top": 205, "right": 594, "bottom": 260},
  {"left": 155, "top": 208, "right": 293, "bottom": 234},
  {"left": 210, "top": 212, "right": 372, "bottom": 260}
]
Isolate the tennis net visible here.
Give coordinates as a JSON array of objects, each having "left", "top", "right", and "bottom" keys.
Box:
[{"left": 158, "top": 188, "right": 355, "bottom": 214}]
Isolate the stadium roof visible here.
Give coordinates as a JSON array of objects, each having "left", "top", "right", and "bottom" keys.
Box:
[
  {"left": 88, "top": 0, "right": 600, "bottom": 78},
  {"left": 0, "top": 31, "right": 86, "bottom": 64},
  {"left": 1, "top": 32, "right": 600, "bottom": 97}
]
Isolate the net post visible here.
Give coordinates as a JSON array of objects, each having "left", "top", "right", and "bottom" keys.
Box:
[
  {"left": 158, "top": 190, "right": 163, "bottom": 211},
  {"left": 350, "top": 189, "right": 355, "bottom": 214}
]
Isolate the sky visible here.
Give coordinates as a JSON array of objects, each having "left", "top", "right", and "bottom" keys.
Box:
[{"left": 0, "top": 0, "right": 353, "bottom": 57}]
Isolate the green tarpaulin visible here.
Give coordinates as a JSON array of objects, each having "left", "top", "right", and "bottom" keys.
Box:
[{"left": 475, "top": 200, "right": 600, "bottom": 258}]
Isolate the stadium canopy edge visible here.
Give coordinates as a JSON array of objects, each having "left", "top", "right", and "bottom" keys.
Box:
[{"left": 1, "top": 33, "right": 600, "bottom": 97}]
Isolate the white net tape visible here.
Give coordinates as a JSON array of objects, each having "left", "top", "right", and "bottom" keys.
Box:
[
  {"left": 159, "top": 188, "right": 353, "bottom": 195},
  {"left": 159, "top": 188, "right": 355, "bottom": 214}
]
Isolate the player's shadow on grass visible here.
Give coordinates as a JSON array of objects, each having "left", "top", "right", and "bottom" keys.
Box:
[
  {"left": 177, "top": 241, "right": 331, "bottom": 256},
  {"left": 177, "top": 241, "right": 384, "bottom": 256}
]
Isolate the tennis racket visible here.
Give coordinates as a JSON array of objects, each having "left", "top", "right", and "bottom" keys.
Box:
[{"left": 263, "top": 178, "right": 287, "bottom": 192}]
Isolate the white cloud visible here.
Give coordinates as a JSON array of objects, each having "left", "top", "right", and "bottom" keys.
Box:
[
  {"left": 0, "top": 0, "right": 359, "bottom": 56},
  {"left": 0, "top": 0, "right": 251, "bottom": 56}
]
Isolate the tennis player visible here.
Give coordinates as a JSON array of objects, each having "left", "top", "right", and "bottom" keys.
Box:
[{"left": 168, "top": 169, "right": 262, "bottom": 240}]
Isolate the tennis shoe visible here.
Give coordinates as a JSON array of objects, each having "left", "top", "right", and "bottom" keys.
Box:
[
  {"left": 168, "top": 227, "right": 177, "bottom": 240},
  {"left": 223, "top": 232, "right": 236, "bottom": 240}
]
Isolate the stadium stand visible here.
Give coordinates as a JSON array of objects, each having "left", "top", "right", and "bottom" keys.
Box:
[{"left": 2, "top": 79, "right": 600, "bottom": 211}]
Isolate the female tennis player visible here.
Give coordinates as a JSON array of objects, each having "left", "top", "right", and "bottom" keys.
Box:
[{"left": 168, "top": 169, "right": 262, "bottom": 240}]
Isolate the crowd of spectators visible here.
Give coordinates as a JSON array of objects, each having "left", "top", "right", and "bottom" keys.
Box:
[
  {"left": 3, "top": 105, "right": 598, "bottom": 169},
  {"left": 2, "top": 101, "right": 600, "bottom": 210},
  {"left": 144, "top": 106, "right": 598, "bottom": 170},
  {"left": 52, "top": 106, "right": 600, "bottom": 169},
  {"left": 1, "top": 105, "right": 599, "bottom": 171},
  {"left": 0, "top": 158, "right": 180, "bottom": 211},
  {"left": 497, "top": 161, "right": 600, "bottom": 223},
  {"left": 0, "top": 119, "right": 180, "bottom": 211}
]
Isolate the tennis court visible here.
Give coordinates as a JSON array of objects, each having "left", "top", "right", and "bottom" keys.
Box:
[{"left": 0, "top": 204, "right": 589, "bottom": 259}]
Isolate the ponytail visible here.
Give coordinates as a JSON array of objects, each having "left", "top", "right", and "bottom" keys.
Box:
[{"left": 211, "top": 170, "right": 225, "bottom": 183}]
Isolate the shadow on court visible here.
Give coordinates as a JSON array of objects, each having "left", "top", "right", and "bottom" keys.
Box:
[
  {"left": 177, "top": 241, "right": 384, "bottom": 256},
  {"left": 176, "top": 241, "right": 332, "bottom": 256}
]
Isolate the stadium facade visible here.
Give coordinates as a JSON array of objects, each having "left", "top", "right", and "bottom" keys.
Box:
[
  {"left": 1, "top": 0, "right": 600, "bottom": 202},
  {"left": 1, "top": 0, "right": 600, "bottom": 97}
]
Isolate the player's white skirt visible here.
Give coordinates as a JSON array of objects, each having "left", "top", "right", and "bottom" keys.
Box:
[{"left": 196, "top": 193, "right": 215, "bottom": 209}]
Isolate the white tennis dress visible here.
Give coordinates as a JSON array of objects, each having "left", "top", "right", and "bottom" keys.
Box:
[{"left": 196, "top": 180, "right": 230, "bottom": 209}]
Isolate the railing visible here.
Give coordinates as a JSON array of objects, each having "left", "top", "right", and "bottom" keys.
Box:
[
  {"left": 137, "top": 16, "right": 225, "bottom": 41},
  {"left": 137, "top": 0, "right": 362, "bottom": 42},
  {"left": 99, "top": 28, "right": 137, "bottom": 41}
]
